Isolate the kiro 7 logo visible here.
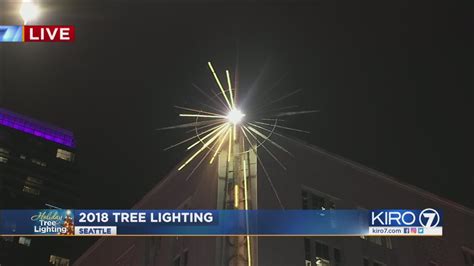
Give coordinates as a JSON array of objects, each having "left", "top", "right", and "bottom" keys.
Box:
[
  {"left": 371, "top": 208, "right": 441, "bottom": 228},
  {"left": 419, "top": 208, "right": 440, "bottom": 227}
]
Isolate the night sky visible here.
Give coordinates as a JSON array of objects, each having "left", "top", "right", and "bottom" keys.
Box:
[{"left": 1, "top": 0, "right": 472, "bottom": 226}]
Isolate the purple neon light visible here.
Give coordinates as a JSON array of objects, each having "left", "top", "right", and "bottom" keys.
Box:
[{"left": 0, "top": 108, "right": 75, "bottom": 148}]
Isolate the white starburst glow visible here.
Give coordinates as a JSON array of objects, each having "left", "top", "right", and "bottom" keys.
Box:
[
  {"left": 20, "top": 0, "right": 40, "bottom": 25},
  {"left": 227, "top": 108, "right": 245, "bottom": 125},
  {"left": 159, "top": 61, "right": 316, "bottom": 174}
]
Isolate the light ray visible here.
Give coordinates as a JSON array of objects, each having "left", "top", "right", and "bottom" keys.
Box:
[
  {"left": 253, "top": 121, "right": 310, "bottom": 134},
  {"left": 180, "top": 113, "right": 226, "bottom": 119},
  {"left": 208, "top": 62, "right": 232, "bottom": 110},
  {"left": 209, "top": 128, "right": 230, "bottom": 164},
  {"left": 186, "top": 119, "right": 225, "bottom": 133},
  {"left": 164, "top": 125, "right": 220, "bottom": 151},
  {"left": 256, "top": 152, "right": 285, "bottom": 209},
  {"left": 240, "top": 127, "right": 256, "bottom": 154},
  {"left": 164, "top": 122, "right": 226, "bottom": 151},
  {"left": 273, "top": 110, "right": 319, "bottom": 117},
  {"left": 242, "top": 119, "right": 278, "bottom": 149},
  {"left": 178, "top": 125, "right": 229, "bottom": 171},
  {"left": 226, "top": 70, "right": 235, "bottom": 108},
  {"left": 261, "top": 71, "right": 289, "bottom": 96},
  {"left": 234, "top": 46, "right": 240, "bottom": 103},
  {"left": 247, "top": 122, "right": 292, "bottom": 141},
  {"left": 228, "top": 126, "right": 232, "bottom": 162},
  {"left": 240, "top": 126, "right": 285, "bottom": 209},
  {"left": 243, "top": 160, "right": 249, "bottom": 210},
  {"left": 233, "top": 124, "right": 237, "bottom": 141},
  {"left": 256, "top": 89, "right": 302, "bottom": 111},
  {"left": 242, "top": 127, "right": 287, "bottom": 170},
  {"left": 243, "top": 159, "right": 252, "bottom": 266},
  {"left": 201, "top": 102, "right": 227, "bottom": 115},
  {"left": 256, "top": 105, "right": 299, "bottom": 116},
  {"left": 185, "top": 135, "right": 221, "bottom": 181},
  {"left": 164, "top": 136, "right": 199, "bottom": 151},
  {"left": 260, "top": 118, "right": 285, "bottom": 121},
  {"left": 192, "top": 83, "right": 228, "bottom": 114},
  {"left": 174, "top": 105, "right": 222, "bottom": 117},
  {"left": 187, "top": 123, "right": 228, "bottom": 150},
  {"left": 247, "top": 126, "right": 294, "bottom": 157},
  {"left": 234, "top": 185, "right": 239, "bottom": 208},
  {"left": 156, "top": 120, "right": 216, "bottom": 131},
  {"left": 251, "top": 123, "right": 319, "bottom": 152}
]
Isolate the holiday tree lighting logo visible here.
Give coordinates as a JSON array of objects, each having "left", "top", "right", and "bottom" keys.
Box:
[{"left": 30, "top": 209, "right": 74, "bottom": 235}]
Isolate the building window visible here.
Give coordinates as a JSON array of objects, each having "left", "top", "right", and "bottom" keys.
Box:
[
  {"left": 26, "top": 176, "right": 43, "bottom": 186},
  {"left": 315, "top": 258, "right": 330, "bottom": 266},
  {"left": 18, "top": 237, "right": 31, "bottom": 247},
  {"left": 0, "top": 147, "right": 8, "bottom": 163},
  {"left": 304, "top": 239, "right": 342, "bottom": 266},
  {"left": 0, "top": 147, "right": 9, "bottom": 154},
  {"left": 32, "top": 158, "right": 47, "bottom": 167},
  {"left": 22, "top": 185, "right": 40, "bottom": 196},
  {"left": 363, "top": 235, "right": 392, "bottom": 249},
  {"left": 315, "top": 241, "right": 330, "bottom": 266},
  {"left": 313, "top": 194, "right": 335, "bottom": 210},
  {"left": 2, "top": 236, "right": 14, "bottom": 242},
  {"left": 56, "top": 149, "right": 74, "bottom": 162},
  {"left": 302, "top": 190, "right": 335, "bottom": 210},
  {"left": 49, "top": 255, "right": 70, "bottom": 266}
]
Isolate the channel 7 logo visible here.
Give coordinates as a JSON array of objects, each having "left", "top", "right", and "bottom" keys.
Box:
[
  {"left": 370, "top": 208, "right": 441, "bottom": 228},
  {"left": 0, "top": 26, "right": 23, "bottom": 42}
]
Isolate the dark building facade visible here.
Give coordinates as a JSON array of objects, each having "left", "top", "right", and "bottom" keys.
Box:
[
  {"left": 74, "top": 137, "right": 474, "bottom": 266},
  {"left": 0, "top": 108, "right": 78, "bottom": 266}
]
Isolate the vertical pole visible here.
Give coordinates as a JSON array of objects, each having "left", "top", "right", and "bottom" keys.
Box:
[
  {"left": 228, "top": 133, "right": 253, "bottom": 266},
  {"left": 216, "top": 128, "right": 257, "bottom": 266}
]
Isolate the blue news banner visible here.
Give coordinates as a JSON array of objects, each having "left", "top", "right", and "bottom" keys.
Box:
[{"left": 0, "top": 209, "right": 442, "bottom": 236}]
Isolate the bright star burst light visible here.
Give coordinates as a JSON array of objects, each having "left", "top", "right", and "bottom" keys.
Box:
[
  {"left": 19, "top": 0, "right": 40, "bottom": 25},
  {"left": 159, "top": 61, "right": 318, "bottom": 203},
  {"left": 226, "top": 108, "right": 245, "bottom": 125}
]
